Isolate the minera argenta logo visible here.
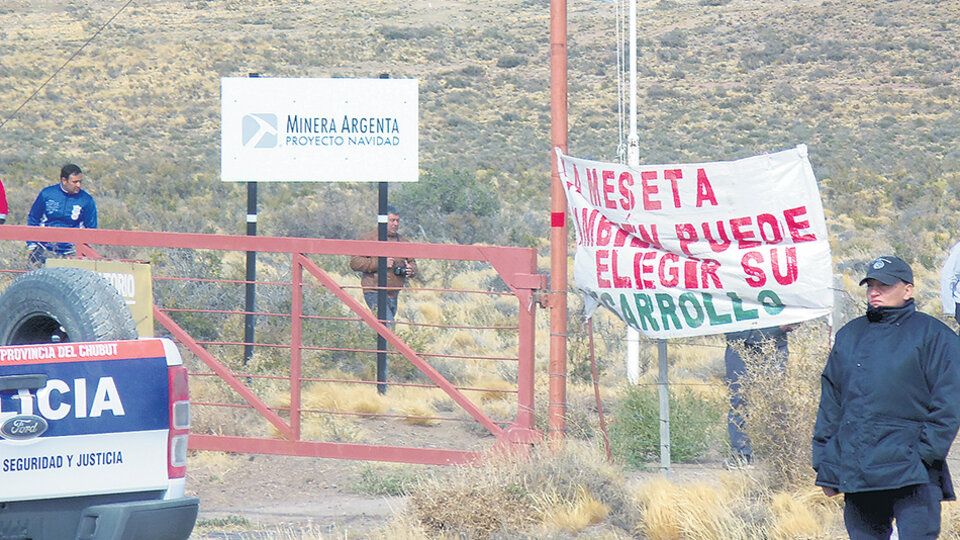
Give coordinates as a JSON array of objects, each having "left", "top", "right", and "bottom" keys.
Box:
[{"left": 242, "top": 113, "right": 278, "bottom": 148}]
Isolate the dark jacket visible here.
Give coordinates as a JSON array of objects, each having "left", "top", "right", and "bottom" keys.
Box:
[
  {"left": 349, "top": 230, "right": 417, "bottom": 298},
  {"left": 812, "top": 299, "right": 960, "bottom": 498},
  {"left": 27, "top": 184, "right": 98, "bottom": 254},
  {"left": 726, "top": 326, "right": 789, "bottom": 346}
]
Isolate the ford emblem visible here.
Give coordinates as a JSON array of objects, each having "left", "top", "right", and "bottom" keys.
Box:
[{"left": 0, "top": 415, "right": 49, "bottom": 440}]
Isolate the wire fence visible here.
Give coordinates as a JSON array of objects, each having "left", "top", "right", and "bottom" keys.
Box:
[{"left": 566, "top": 295, "right": 847, "bottom": 472}]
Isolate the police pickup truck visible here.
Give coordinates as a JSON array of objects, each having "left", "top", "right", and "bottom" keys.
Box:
[{"left": 0, "top": 268, "right": 198, "bottom": 540}]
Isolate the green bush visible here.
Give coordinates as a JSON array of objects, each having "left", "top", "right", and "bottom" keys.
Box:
[
  {"left": 392, "top": 167, "right": 501, "bottom": 245},
  {"left": 354, "top": 463, "right": 424, "bottom": 496},
  {"left": 609, "top": 385, "right": 724, "bottom": 468},
  {"left": 496, "top": 55, "right": 526, "bottom": 68}
]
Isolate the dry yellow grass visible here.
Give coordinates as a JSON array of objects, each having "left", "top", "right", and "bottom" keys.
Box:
[
  {"left": 473, "top": 376, "right": 515, "bottom": 402},
  {"left": 299, "top": 381, "right": 388, "bottom": 415},
  {"left": 299, "top": 414, "right": 366, "bottom": 442},
  {"left": 477, "top": 397, "right": 516, "bottom": 423},
  {"left": 536, "top": 485, "right": 611, "bottom": 534},
  {"left": 370, "top": 514, "right": 433, "bottom": 540},
  {"left": 402, "top": 443, "right": 637, "bottom": 538},
  {"left": 941, "top": 499, "right": 960, "bottom": 538},
  {"left": 632, "top": 472, "right": 850, "bottom": 539},
  {"left": 385, "top": 385, "right": 453, "bottom": 426},
  {"left": 449, "top": 270, "right": 488, "bottom": 292},
  {"left": 188, "top": 450, "right": 242, "bottom": 475},
  {"left": 415, "top": 301, "right": 442, "bottom": 324},
  {"left": 262, "top": 381, "right": 459, "bottom": 435},
  {"left": 188, "top": 375, "right": 277, "bottom": 438},
  {"left": 451, "top": 330, "right": 475, "bottom": 348},
  {"left": 634, "top": 475, "right": 757, "bottom": 540},
  {"left": 769, "top": 486, "right": 842, "bottom": 540},
  {"left": 768, "top": 489, "right": 834, "bottom": 540}
]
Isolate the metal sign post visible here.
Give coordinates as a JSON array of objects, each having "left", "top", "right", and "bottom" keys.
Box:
[
  {"left": 658, "top": 339, "right": 671, "bottom": 472},
  {"left": 244, "top": 72, "right": 260, "bottom": 367},
  {"left": 220, "top": 75, "right": 419, "bottom": 389},
  {"left": 376, "top": 181, "right": 389, "bottom": 394}
]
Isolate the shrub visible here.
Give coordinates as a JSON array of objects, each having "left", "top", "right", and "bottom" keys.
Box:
[
  {"left": 406, "top": 459, "right": 536, "bottom": 538},
  {"left": 458, "top": 65, "right": 485, "bottom": 77},
  {"left": 736, "top": 321, "right": 831, "bottom": 488},
  {"left": 392, "top": 167, "right": 501, "bottom": 245},
  {"left": 609, "top": 384, "right": 725, "bottom": 467},
  {"left": 379, "top": 24, "right": 441, "bottom": 40},
  {"left": 659, "top": 29, "right": 686, "bottom": 48},
  {"left": 496, "top": 55, "right": 526, "bottom": 68},
  {"left": 403, "top": 444, "right": 639, "bottom": 538},
  {"left": 354, "top": 463, "right": 424, "bottom": 496}
]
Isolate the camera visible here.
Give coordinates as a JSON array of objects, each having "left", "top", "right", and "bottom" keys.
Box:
[{"left": 393, "top": 262, "right": 408, "bottom": 277}]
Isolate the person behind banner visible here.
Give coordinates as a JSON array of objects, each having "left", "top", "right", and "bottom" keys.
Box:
[
  {"left": 723, "top": 324, "right": 796, "bottom": 467},
  {"left": 940, "top": 240, "right": 960, "bottom": 330},
  {"left": 813, "top": 256, "right": 960, "bottom": 539},
  {"left": 26, "top": 164, "right": 98, "bottom": 267},
  {"left": 349, "top": 205, "right": 417, "bottom": 324}
]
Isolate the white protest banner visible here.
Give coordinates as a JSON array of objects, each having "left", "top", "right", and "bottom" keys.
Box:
[{"left": 556, "top": 145, "right": 832, "bottom": 339}]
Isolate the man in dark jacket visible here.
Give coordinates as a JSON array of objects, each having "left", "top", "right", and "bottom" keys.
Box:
[
  {"left": 813, "top": 255, "right": 960, "bottom": 538},
  {"left": 26, "top": 163, "right": 97, "bottom": 267}
]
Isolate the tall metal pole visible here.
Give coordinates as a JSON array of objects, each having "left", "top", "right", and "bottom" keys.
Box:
[
  {"left": 375, "top": 73, "right": 391, "bottom": 395},
  {"left": 625, "top": 0, "right": 641, "bottom": 385},
  {"left": 244, "top": 181, "right": 257, "bottom": 366},
  {"left": 243, "top": 72, "right": 260, "bottom": 367},
  {"left": 376, "top": 181, "right": 389, "bottom": 395},
  {"left": 621, "top": 2, "right": 669, "bottom": 470},
  {"left": 658, "top": 338, "right": 671, "bottom": 472},
  {"left": 549, "top": 0, "right": 568, "bottom": 443}
]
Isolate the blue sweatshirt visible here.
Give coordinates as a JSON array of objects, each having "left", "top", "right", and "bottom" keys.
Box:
[{"left": 27, "top": 184, "right": 98, "bottom": 254}]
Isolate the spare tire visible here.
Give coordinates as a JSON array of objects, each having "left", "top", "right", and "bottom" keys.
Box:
[{"left": 0, "top": 267, "right": 139, "bottom": 345}]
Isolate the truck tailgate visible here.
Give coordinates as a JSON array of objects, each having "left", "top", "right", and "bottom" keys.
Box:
[{"left": 1, "top": 340, "right": 176, "bottom": 502}]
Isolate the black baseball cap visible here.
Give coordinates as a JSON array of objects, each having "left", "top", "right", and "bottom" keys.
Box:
[{"left": 859, "top": 256, "right": 913, "bottom": 286}]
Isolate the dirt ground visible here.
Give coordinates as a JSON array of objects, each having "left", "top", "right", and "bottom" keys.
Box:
[
  {"left": 185, "top": 418, "right": 503, "bottom": 538},
  {"left": 183, "top": 417, "right": 727, "bottom": 539},
  {"left": 187, "top": 452, "right": 409, "bottom": 537}
]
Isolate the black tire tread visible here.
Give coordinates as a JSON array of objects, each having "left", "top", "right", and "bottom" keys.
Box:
[{"left": 0, "top": 267, "right": 138, "bottom": 344}]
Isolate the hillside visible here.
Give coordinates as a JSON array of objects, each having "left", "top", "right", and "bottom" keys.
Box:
[
  {"left": 3, "top": 3, "right": 958, "bottom": 535},
  {"left": 1, "top": 0, "right": 958, "bottom": 293}
]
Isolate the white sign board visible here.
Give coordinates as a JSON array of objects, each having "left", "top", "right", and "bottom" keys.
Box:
[
  {"left": 221, "top": 77, "right": 419, "bottom": 182},
  {"left": 557, "top": 145, "right": 833, "bottom": 339}
]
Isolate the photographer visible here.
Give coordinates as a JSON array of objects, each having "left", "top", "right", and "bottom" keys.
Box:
[{"left": 350, "top": 205, "right": 417, "bottom": 324}]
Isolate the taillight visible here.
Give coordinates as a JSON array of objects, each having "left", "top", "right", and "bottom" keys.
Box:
[{"left": 168, "top": 365, "right": 190, "bottom": 478}]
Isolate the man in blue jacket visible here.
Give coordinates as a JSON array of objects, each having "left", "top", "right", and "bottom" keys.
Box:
[
  {"left": 813, "top": 255, "right": 960, "bottom": 538},
  {"left": 26, "top": 164, "right": 97, "bottom": 267}
]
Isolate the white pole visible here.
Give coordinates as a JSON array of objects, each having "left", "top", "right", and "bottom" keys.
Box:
[
  {"left": 626, "top": 0, "right": 638, "bottom": 167},
  {"left": 623, "top": 0, "right": 670, "bottom": 472},
  {"left": 625, "top": 0, "right": 641, "bottom": 386}
]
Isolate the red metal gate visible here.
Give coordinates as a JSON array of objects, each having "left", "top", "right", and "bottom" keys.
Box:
[{"left": 0, "top": 225, "right": 545, "bottom": 465}]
